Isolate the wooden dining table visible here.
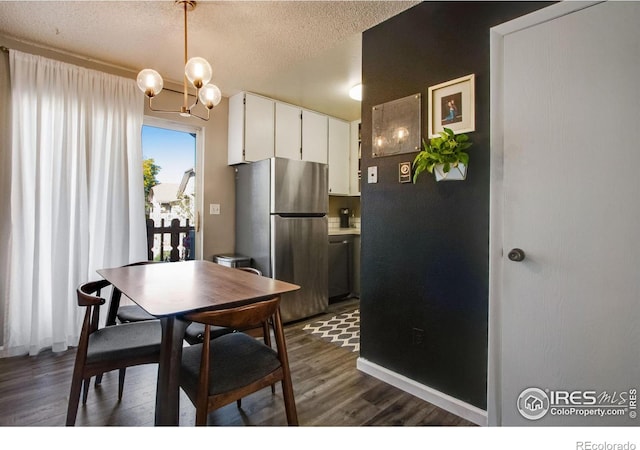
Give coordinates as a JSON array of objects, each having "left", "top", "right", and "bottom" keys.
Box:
[{"left": 97, "top": 259, "right": 300, "bottom": 426}]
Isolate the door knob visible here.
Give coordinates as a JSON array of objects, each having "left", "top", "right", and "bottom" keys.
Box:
[{"left": 508, "top": 248, "right": 526, "bottom": 262}]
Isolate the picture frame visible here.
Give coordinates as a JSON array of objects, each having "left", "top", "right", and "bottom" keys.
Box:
[
  {"left": 427, "top": 74, "right": 475, "bottom": 138},
  {"left": 371, "top": 93, "right": 421, "bottom": 158}
]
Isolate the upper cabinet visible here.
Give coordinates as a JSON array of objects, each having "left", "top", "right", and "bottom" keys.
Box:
[
  {"left": 228, "top": 91, "right": 357, "bottom": 195},
  {"left": 328, "top": 117, "right": 350, "bottom": 195},
  {"left": 274, "top": 105, "right": 329, "bottom": 164},
  {"left": 275, "top": 102, "right": 302, "bottom": 160},
  {"left": 301, "top": 110, "right": 328, "bottom": 164},
  {"left": 228, "top": 92, "right": 274, "bottom": 165}
]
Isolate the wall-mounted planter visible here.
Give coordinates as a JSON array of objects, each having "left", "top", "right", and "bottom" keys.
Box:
[{"left": 435, "top": 163, "right": 467, "bottom": 181}]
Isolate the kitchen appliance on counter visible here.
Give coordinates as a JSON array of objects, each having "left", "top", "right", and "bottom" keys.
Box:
[
  {"left": 235, "top": 157, "right": 328, "bottom": 322},
  {"left": 339, "top": 208, "right": 350, "bottom": 228}
]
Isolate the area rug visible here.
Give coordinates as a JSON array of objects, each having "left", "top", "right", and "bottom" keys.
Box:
[{"left": 302, "top": 309, "right": 359, "bottom": 352}]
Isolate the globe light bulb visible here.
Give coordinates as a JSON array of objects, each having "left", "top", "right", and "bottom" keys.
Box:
[
  {"left": 199, "top": 84, "right": 222, "bottom": 109},
  {"left": 185, "top": 57, "right": 212, "bottom": 89},
  {"left": 136, "top": 69, "right": 163, "bottom": 97}
]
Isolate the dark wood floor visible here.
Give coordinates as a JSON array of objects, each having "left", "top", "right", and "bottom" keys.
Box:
[{"left": 0, "top": 298, "right": 475, "bottom": 427}]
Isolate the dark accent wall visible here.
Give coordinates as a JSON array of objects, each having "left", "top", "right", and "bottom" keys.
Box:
[{"left": 360, "top": 1, "right": 552, "bottom": 410}]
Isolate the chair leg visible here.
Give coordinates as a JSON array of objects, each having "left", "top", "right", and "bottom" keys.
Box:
[
  {"left": 236, "top": 399, "right": 242, "bottom": 408},
  {"left": 272, "top": 309, "right": 298, "bottom": 425},
  {"left": 118, "top": 368, "right": 126, "bottom": 400},
  {"left": 82, "top": 378, "right": 90, "bottom": 405},
  {"left": 95, "top": 373, "right": 103, "bottom": 386},
  {"left": 195, "top": 405, "right": 208, "bottom": 426},
  {"left": 281, "top": 378, "right": 298, "bottom": 426},
  {"left": 263, "top": 321, "right": 275, "bottom": 394},
  {"left": 66, "top": 374, "right": 83, "bottom": 426}
]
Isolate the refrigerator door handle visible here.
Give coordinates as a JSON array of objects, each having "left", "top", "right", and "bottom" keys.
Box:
[{"left": 275, "top": 213, "right": 326, "bottom": 218}]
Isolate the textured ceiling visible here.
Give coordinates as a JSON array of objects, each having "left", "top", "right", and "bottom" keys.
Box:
[{"left": 0, "top": 0, "right": 419, "bottom": 120}]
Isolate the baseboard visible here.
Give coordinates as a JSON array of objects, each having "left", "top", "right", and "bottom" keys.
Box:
[{"left": 356, "top": 357, "right": 488, "bottom": 426}]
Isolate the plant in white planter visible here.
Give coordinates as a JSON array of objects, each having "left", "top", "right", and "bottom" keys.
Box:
[{"left": 412, "top": 127, "right": 472, "bottom": 182}]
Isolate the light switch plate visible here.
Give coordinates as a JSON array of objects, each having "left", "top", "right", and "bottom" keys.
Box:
[{"left": 368, "top": 166, "right": 378, "bottom": 183}]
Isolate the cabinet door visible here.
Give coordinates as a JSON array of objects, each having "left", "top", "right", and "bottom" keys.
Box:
[
  {"left": 301, "top": 110, "right": 328, "bottom": 164},
  {"left": 244, "top": 93, "right": 274, "bottom": 162},
  {"left": 275, "top": 102, "right": 302, "bottom": 160},
  {"left": 228, "top": 92, "right": 246, "bottom": 165},
  {"left": 328, "top": 117, "right": 350, "bottom": 195}
]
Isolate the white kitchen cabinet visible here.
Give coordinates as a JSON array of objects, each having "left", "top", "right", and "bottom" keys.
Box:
[
  {"left": 301, "top": 109, "right": 328, "bottom": 164},
  {"left": 275, "top": 102, "right": 302, "bottom": 160},
  {"left": 228, "top": 92, "right": 274, "bottom": 165},
  {"left": 349, "top": 120, "right": 361, "bottom": 196},
  {"left": 328, "top": 117, "right": 350, "bottom": 195}
]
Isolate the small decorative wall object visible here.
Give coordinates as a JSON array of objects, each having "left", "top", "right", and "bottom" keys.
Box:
[
  {"left": 398, "top": 161, "right": 412, "bottom": 183},
  {"left": 372, "top": 93, "right": 421, "bottom": 158},
  {"left": 412, "top": 127, "right": 472, "bottom": 183},
  {"left": 427, "top": 74, "right": 475, "bottom": 138}
]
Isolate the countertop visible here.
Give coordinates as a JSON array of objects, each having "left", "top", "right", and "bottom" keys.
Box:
[{"left": 328, "top": 228, "right": 360, "bottom": 236}]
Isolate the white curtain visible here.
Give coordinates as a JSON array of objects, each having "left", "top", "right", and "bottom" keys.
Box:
[{"left": 2, "top": 50, "right": 146, "bottom": 357}]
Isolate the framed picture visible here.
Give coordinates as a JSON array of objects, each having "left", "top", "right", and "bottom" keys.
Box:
[
  {"left": 371, "top": 93, "right": 421, "bottom": 158},
  {"left": 427, "top": 74, "right": 475, "bottom": 138}
]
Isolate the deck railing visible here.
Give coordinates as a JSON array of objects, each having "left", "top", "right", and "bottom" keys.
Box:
[{"left": 146, "top": 218, "right": 194, "bottom": 262}]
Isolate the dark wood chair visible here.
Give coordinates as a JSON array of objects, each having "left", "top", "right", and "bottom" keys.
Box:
[
  {"left": 66, "top": 279, "right": 162, "bottom": 426},
  {"left": 183, "top": 267, "right": 271, "bottom": 346},
  {"left": 179, "top": 295, "right": 298, "bottom": 426},
  {"left": 91, "top": 260, "right": 162, "bottom": 390}
]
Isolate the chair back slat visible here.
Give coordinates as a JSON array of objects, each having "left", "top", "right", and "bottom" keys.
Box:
[{"left": 183, "top": 296, "right": 280, "bottom": 330}]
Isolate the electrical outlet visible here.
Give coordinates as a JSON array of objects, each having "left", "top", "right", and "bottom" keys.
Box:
[
  {"left": 209, "top": 203, "right": 220, "bottom": 215},
  {"left": 412, "top": 327, "right": 424, "bottom": 346}
]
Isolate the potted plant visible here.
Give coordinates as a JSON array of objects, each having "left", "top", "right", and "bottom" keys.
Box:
[{"left": 412, "top": 127, "right": 472, "bottom": 182}]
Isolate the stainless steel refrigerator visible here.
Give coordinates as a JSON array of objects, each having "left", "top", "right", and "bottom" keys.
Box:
[{"left": 235, "top": 157, "right": 328, "bottom": 322}]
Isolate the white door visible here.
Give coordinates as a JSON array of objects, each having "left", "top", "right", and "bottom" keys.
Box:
[{"left": 490, "top": 2, "right": 640, "bottom": 426}]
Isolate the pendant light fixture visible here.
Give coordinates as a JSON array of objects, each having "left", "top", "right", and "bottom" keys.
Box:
[{"left": 136, "top": 1, "right": 221, "bottom": 121}]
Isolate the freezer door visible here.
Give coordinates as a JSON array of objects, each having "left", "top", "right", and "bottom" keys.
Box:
[
  {"left": 271, "top": 157, "right": 328, "bottom": 214},
  {"left": 272, "top": 215, "right": 328, "bottom": 322}
]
